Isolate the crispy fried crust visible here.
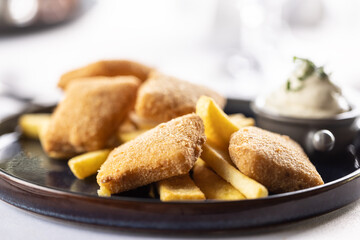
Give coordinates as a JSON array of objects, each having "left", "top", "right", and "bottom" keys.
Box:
[
  {"left": 97, "top": 114, "right": 206, "bottom": 194},
  {"left": 58, "top": 60, "right": 153, "bottom": 90},
  {"left": 229, "top": 127, "right": 324, "bottom": 193},
  {"left": 41, "top": 77, "right": 140, "bottom": 158},
  {"left": 135, "top": 71, "right": 226, "bottom": 123}
]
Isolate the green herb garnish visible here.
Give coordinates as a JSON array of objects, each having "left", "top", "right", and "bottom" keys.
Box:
[
  {"left": 286, "top": 79, "right": 303, "bottom": 91},
  {"left": 293, "top": 57, "right": 315, "bottom": 81},
  {"left": 286, "top": 79, "right": 291, "bottom": 91},
  {"left": 316, "top": 66, "right": 328, "bottom": 79},
  {"left": 287, "top": 57, "right": 328, "bottom": 92}
]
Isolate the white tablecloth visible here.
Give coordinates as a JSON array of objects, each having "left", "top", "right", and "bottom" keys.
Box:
[{"left": 1, "top": 198, "right": 360, "bottom": 240}]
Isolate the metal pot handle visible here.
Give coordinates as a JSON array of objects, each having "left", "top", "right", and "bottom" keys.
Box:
[{"left": 309, "top": 129, "right": 335, "bottom": 152}]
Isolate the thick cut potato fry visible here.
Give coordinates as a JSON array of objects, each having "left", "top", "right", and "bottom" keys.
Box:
[
  {"left": 201, "top": 144, "right": 268, "bottom": 199},
  {"left": 19, "top": 114, "right": 51, "bottom": 139},
  {"left": 118, "top": 129, "right": 147, "bottom": 143},
  {"left": 193, "top": 159, "right": 245, "bottom": 200},
  {"left": 228, "top": 114, "right": 255, "bottom": 128},
  {"left": 157, "top": 174, "right": 205, "bottom": 201},
  {"left": 196, "top": 96, "right": 239, "bottom": 150},
  {"left": 68, "top": 149, "right": 111, "bottom": 179},
  {"left": 97, "top": 186, "right": 111, "bottom": 197},
  {"left": 211, "top": 147, "right": 235, "bottom": 166}
]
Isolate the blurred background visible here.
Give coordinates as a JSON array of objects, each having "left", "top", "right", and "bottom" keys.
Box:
[{"left": 1, "top": 0, "right": 360, "bottom": 118}]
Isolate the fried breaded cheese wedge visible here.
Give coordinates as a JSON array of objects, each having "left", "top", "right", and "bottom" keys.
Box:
[
  {"left": 229, "top": 127, "right": 324, "bottom": 193},
  {"left": 135, "top": 71, "right": 226, "bottom": 123},
  {"left": 41, "top": 77, "right": 140, "bottom": 158},
  {"left": 58, "top": 60, "right": 152, "bottom": 90},
  {"left": 19, "top": 114, "right": 51, "bottom": 139},
  {"left": 97, "top": 114, "right": 206, "bottom": 195}
]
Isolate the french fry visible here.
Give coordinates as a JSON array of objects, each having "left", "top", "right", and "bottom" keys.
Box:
[
  {"left": 201, "top": 144, "right": 268, "bottom": 199},
  {"left": 212, "top": 147, "right": 235, "bottom": 166},
  {"left": 196, "top": 96, "right": 239, "bottom": 150},
  {"left": 19, "top": 114, "right": 51, "bottom": 139},
  {"left": 228, "top": 114, "right": 255, "bottom": 128},
  {"left": 157, "top": 174, "right": 205, "bottom": 201},
  {"left": 97, "top": 186, "right": 111, "bottom": 197},
  {"left": 68, "top": 149, "right": 111, "bottom": 180},
  {"left": 192, "top": 159, "right": 245, "bottom": 200}
]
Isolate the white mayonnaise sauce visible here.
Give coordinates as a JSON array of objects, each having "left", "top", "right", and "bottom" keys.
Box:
[{"left": 264, "top": 58, "right": 350, "bottom": 118}]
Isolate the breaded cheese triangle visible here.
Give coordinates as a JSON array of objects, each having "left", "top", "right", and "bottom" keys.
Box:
[
  {"left": 229, "top": 127, "right": 324, "bottom": 193},
  {"left": 41, "top": 76, "right": 140, "bottom": 158},
  {"left": 135, "top": 71, "right": 226, "bottom": 123},
  {"left": 97, "top": 114, "right": 206, "bottom": 195},
  {"left": 58, "top": 60, "right": 152, "bottom": 90}
]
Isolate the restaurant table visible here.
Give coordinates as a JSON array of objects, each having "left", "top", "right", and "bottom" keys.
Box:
[{"left": 1, "top": 198, "right": 360, "bottom": 239}]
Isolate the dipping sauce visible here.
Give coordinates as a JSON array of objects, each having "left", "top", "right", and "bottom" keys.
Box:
[{"left": 264, "top": 57, "right": 350, "bottom": 118}]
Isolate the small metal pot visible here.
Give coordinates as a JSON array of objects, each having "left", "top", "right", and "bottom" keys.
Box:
[{"left": 251, "top": 97, "right": 360, "bottom": 154}]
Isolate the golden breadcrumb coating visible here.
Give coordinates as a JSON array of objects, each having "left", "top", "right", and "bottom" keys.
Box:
[
  {"left": 41, "top": 77, "right": 140, "bottom": 158},
  {"left": 97, "top": 114, "right": 206, "bottom": 194},
  {"left": 229, "top": 127, "right": 324, "bottom": 193},
  {"left": 58, "top": 60, "right": 152, "bottom": 90},
  {"left": 135, "top": 71, "right": 226, "bottom": 123}
]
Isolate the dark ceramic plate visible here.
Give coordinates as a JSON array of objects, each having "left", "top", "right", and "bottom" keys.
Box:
[{"left": 0, "top": 99, "right": 360, "bottom": 231}]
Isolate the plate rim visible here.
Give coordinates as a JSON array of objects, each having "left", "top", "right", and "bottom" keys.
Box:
[
  {"left": 1, "top": 163, "right": 360, "bottom": 205},
  {"left": 1, "top": 100, "right": 360, "bottom": 231}
]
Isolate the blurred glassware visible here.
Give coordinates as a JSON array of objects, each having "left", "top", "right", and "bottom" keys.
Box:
[
  {"left": 0, "top": 72, "right": 61, "bottom": 120},
  {"left": 282, "top": 0, "right": 324, "bottom": 29},
  {"left": 0, "top": 70, "right": 61, "bottom": 107},
  {"left": 0, "top": 0, "right": 94, "bottom": 32},
  {"left": 209, "top": 0, "right": 326, "bottom": 99},
  {"left": 210, "top": 0, "right": 284, "bottom": 98}
]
